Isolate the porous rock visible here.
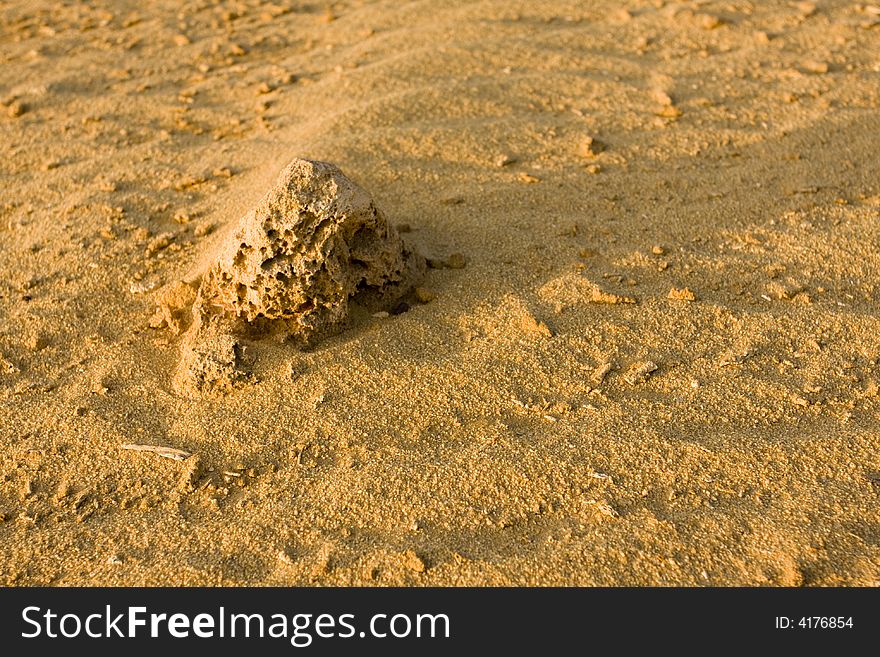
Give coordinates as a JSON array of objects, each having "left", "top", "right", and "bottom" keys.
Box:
[{"left": 174, "top": 158, "right": 424, "bottom": 395}]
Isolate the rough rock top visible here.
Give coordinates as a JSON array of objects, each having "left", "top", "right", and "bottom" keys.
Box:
[
  {"left": 200, "top": 158, "right": 423, "bottom": 340},
  {"left": 174, "top": 158, "right": 424, "bottom": 395}
]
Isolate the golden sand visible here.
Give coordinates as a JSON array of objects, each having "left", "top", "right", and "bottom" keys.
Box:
[{"left": 0, "top": 1, "right": 878, "bottom": 586}]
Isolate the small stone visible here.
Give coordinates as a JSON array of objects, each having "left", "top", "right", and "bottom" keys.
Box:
[
  {"left": 590, "top": 285, "right": 636, "bottom": 305},
  {"left": 698, "top": 13, "right": 723, "bottom": 29},
  {"left": 130, "top": 279, "right": 159, "bottom": 294},
  {"left": 26, "top": 333, "right": 49, "bottom": 351},
  {"left": 0, "top": 354, "right": 19, "bottom": 375},
  {"left": 624, "top": 361, "right": 658, "bottom": 385},
  {"left": 194, "top": 222, "right": 214, "bottom": 237},
  {"left": 651, "top": 245, "right": 665, "bottom": 255},
  {"left": 668, "top": 287, "right": 697, "bottom": 301},
  {"left": 446, "top": 253, "right": 467, "bottom": 269},
  {"left": 517, "top": 172, "right": 540, "bottom": 184},
  {"left": 146, "top": 232, "right": 175, "bottom": 255},
  {"left": 801, "top": 60, "right": 829, "bottom": 74},
  {"left": 591, "top": 361, "right": 614, "bottom": 385},
  {"left": 766, "top": 278, "right": 804, "bottom": 301},
  {"left": 173, "top": 210, "right": 191, "bottom": 224},
  {"left": 795, "top": 2, "right": 817, "bottom": 17},
  {"left": 414, "top": 287, "right": 436, "bottom": 303},
  {"left": 173, "top": 34, "right": 191, "bottom": 46},
  {"left": 7, "top": 101, "right": 26, "bottom": 117},
  {"left": 656, "top": 105, "right": 682, "bottom": 118},
  {"left": 585, "top": 164, "right": 601, "bottom": 174},
  {"left": 150, "top": 281, "right": 197, "bottom": 333},
  {"left": 717, "top": 349, "right": 750, "bottom": 368},
  {"left": 403, "top": 550, "right": 425, "bottom": 573},
  {"left": 495, "top": 154, "right": 516, "bottom": 167},
  {"left": 577, "top": 135, "right": 605, "bottom": 158},
  {"left": 651, "top": 89, "right": 673, "bottom": 106}
]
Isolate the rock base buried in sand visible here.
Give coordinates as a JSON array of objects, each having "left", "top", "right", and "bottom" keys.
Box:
[{"left": 175, "top": 158, "right": 424, "bottom": 395}]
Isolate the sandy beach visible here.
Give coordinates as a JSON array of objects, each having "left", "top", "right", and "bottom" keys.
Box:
[{"left": 1, "top": 0, "right": 878, "bottom": 586}]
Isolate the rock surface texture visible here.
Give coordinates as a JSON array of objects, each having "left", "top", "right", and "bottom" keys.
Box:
[{"left": 174, "top": 158, "right": 424, "bottom": 395}]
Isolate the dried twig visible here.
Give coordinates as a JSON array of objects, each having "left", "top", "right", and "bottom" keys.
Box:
[{"left": 120, "top": 443, "right": 192, "bottom": 461}]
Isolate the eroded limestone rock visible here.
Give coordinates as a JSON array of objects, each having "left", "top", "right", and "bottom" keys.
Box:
[
  {"left": 174, "top": 158, "right": 424, "bottom": 395},
  {"left": 174, "top": 307, "right": 253, "bottom": 395}
]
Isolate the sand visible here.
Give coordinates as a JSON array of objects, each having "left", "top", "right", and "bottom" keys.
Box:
[{"left": 0, "top": 0, "right": 878, "bottom": 586}]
